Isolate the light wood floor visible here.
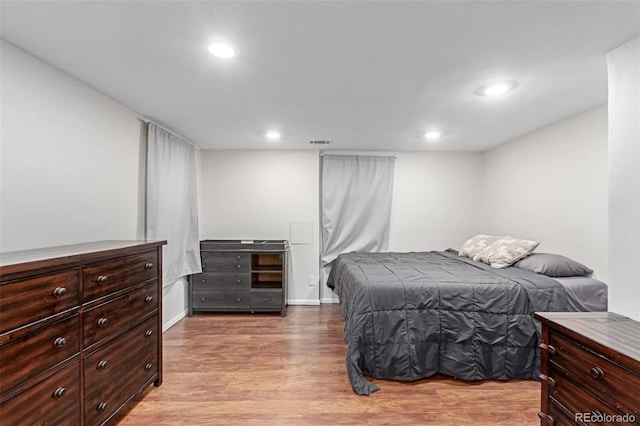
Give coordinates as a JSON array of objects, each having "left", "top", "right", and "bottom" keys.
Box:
[{"left": 116, "top": 305, "right": 540, "bottom": 425}]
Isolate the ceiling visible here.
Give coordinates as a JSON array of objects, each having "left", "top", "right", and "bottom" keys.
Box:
[{"left": 1, "top": 1, "right": 639, "bottom": 151}]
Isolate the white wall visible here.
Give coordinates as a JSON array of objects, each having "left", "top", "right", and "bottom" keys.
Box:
[
  {"left": 607, "top": 36, "right": 640, "bottom": 320},
  {"left": 389, "top": 152, "right": 484, "bottom": 252},
  {"left": 199, "top": 150, "right": 321, "bottom": 305},
  {"left": 1, "top": 40, "right": 140, "bottom": 251},
  {"left": 0, "top": 41, "right": 186, "bottom": 330},
  {"left": 482, "top": 105, "right": 609, "bottom": 281}
]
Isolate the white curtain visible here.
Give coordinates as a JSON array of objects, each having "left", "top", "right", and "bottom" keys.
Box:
[
  {"left": 146, "top": 123, "right": 201, "bottom": 284},
  {"left": 321, "top": 155, "right": 395, "bottom": 265}
]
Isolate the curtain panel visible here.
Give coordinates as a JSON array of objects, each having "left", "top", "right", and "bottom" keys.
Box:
[
  {"left": 146, "top": 123, "right": 201, "bottom": 284},
  {"left": 321, "top": 155, "right": 395, "bottom": 265}
]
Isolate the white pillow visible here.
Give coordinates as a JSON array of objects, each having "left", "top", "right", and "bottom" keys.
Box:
[
  {"left": 474, "top": 236, "right": 540, "bottom": 268},
  {"left": 459, "top": 234, "right": 504, "bottom": 258}
]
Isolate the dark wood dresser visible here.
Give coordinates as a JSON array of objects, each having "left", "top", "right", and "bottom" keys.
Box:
[
  {"left": 0, "top": 240, "right": 166, "bottom": 425},
  {"left": 189, "top": 240, "right": 289, "bottom": 317},
  {"left": 535, "top": 312, "right": 640, "bottom": 426}
]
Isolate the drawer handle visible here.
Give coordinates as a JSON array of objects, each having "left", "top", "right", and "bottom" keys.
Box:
[
  {"left": 237, "top": 255, "right": 241, "bottom": 260},
  {"left": 236, "top": 297, "right": 242, "bottom": 302},
  {"left": 53, "top": 337, "right": 66, "bottom": 349},
  {"left": 537, "top": 411, "right": 555, "bottom": 425},
  {"left": 201, "top": 279, "right": 207, "bottom": 284},
  {"left": 145, "top": 295, "right": 154, "bottom": 303},
  {"left": 97, "top": 275, "right": 108, "bottom": 284},
  {"left": 52, "top": 287, "right": 68, "bottom": 297},
  {"left": 236, "top": 264, "right": 241, "bottom": 269},
  {"left": 97, "top": 317, "right": 109, "bottom": 328},
  {"left": 145, "top": 363, "right": 153, "bottom": 371},
  {"left": 539, "top": 343, "right": 557, "bottom": 355},
  {"left": 97, "top": 402, "right": 108, "bottom": 412},
  {"left": 201, "top": 297, "right": 207, "bottom": 302},
  {"left": 236, "top": 279, "right": 241, "bottom": 285},
  {"left": 53, "top": 387, "right": 66, "bottom": 399},
  {"left": 590, "top": 367, "right": 605, "bottom": 380},
  {"left": 145, "top": 329, "right": 153, "bottom": 337},
  {"left": 539, "top": 373, "right": 556, "bottom": 387},
  {"left": 264, "top": 297, "right": 269, "bottom": 302},
  {"left": 202, "top": 264, "right": 206, "bottom": 270},
  {"left": 97, "top": 360, "right": 108, "bottom": 370},
  {"left": 145, "top": 262, "right": 154, "bottom": 270}
]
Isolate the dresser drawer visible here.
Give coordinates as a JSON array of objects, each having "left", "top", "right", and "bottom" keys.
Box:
[
  {"left": 84, "top": 315, "right": 158, "bottom": 396},
  {"left": 0, "top": 269, "right": 79, "bottom": 334},
  {"left": 0, "top": 314, "right": 79, "bottom": 396},
  {"left": 191, "top": 272, "right": 251, "bottom": 290},
  {"left": 192, "top": 290, "right": 250, "bottom": 309},
  {"left": 547, "top": 362, "right": 620, "bottom": 421},
  {"left": 0, "top": 361, "right": 80, "bottom": 426},
  {"left": 549, "top": 330, "right": 640, "bottom": 416},
  {"left": 83, "top": 281, "right": 158, "bottom": 348},
  {"left": 84, "top": 343, "right": 158, "bottom": 425},
  {"left": 83, "top": 251, "right": 158, "bottom": 302},
  {"left": 201, "top": 252, "right": 250, "bottom": 272},
  {"left": 251, "top": 289, "right": 282, "bottom": 310}
]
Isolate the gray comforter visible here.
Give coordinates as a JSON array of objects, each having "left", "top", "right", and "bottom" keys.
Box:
[{"left": 327, "top": 250, "right": 568, "bottom": 395}]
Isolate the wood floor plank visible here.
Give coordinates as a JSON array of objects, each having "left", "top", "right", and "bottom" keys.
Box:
[{"left": 115, "top": 305, "right": 540, "bottom": 425}]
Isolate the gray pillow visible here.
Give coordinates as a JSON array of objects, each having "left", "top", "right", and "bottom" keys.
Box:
[{"left": 513, "top": 253, "right": 593, "bottom": 277}]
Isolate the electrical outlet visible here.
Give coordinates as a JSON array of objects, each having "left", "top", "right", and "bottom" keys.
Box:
[{"left": 308, "top": 275, "right": 316, "bottom": 286}]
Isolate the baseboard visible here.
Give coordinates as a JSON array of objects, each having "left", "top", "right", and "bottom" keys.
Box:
[
  {"left": 162, "top": 309, "right": 187, "bottom": 332},
  {"left": 320, "top": 298, "right": 340, "bottom": 304},
  {"left": 287, "top": 299, "right": 321, "bottom": 306}
]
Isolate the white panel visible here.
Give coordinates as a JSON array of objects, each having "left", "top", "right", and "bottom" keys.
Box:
[{"left": 290, "top": 222, "right": 313, "bottom": 245}]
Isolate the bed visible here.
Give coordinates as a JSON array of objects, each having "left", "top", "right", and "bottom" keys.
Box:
[{"left": 327, "top": 249, "right": 606, "bottom": 395}]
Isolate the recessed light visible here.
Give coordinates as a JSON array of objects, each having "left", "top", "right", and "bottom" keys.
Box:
[
  {"left": 208, "top": 43, "right": 236, "bottom": 59},
  {"left": 424, "top": 131, "right": 441, "bottom": 141},
  {"left": 266, "top": 131, "right": 281, "bottom": 140},
  {"left": 475, "top": 80, "right": 518, "bottom": 97}
]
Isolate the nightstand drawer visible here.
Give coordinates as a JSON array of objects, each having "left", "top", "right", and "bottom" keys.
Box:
[
  {"left": 201, "top": 252, "right": 250, "bottom": 272},
  {"left": 549, "top": 330, "right": 640, "bottom": 416},
  {"left": 192, "top": 290, "right": 250, "bottom": 309},
  {"left": 191, "top": 272, "right": 251, "bottom": 290}
]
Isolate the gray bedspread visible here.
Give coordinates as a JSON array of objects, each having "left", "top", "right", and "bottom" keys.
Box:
[{"left": 327, "top": 250, "right": 568, "bottom": 395}]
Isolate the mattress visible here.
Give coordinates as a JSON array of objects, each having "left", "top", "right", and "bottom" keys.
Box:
[{"left": 554, "top": 276, "right": 608, "bottom": 312}]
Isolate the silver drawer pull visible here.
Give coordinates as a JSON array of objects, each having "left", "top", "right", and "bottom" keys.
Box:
[
  {"left": 52, "top": 287, "right": 68, "bottom": 298},
  {"left": 201, "top": 279, "right": 207, "bottom": 284},
  {"left": 236, "top": 280, "right": 241, "bottom": 285},
  {"left": 236, "top": 297, "right": 242, "bottom": 302},
  {"left": 97, "top": 402, "right": 108, "bottom": 412},
  {"left": 236, "top": 264, "right": 241, "bottom": 269},
  {"left": 264, "top": 297, "right": 269, "bottom": 302},
  {"left": 97, "top": 360, "right": 108, "bottom": 370},
  {"left": 97, "top": 275, "right": 108, "bottom": 284},
  {"left": 590, "top": 367, "right": 605, "bottom": 380},
  {"left": 145, "top": 329, "right": 153, "bottom": 337},
  {"left": 145, "top": 262, "right": 154, "bottom": 270},
  {"left": 53, "top": 387, "right": 66, "bottom": 399},
  {"left": 539, "top": 343, "right": 557, "bottom": 355},
  {"left": 145, "top": 363, "right": 153, "bottom": 371},
  {"left": 53, "top": 337, "right": 66, "bottom": 349},
  {"left": 145, "top": 295, "right": 154, "bottom": 303},
  {"left": 237, "top": 255, "right": 241, "bottom": 260},
  {"left": 539, "top": 373, "right": 556, "bottom": 387},
  {"left": 201, "top": 297, "right": 207, "bottom": 302},
  {"left": 97, "top": 317, "right": 108, "bottom": 328}
]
